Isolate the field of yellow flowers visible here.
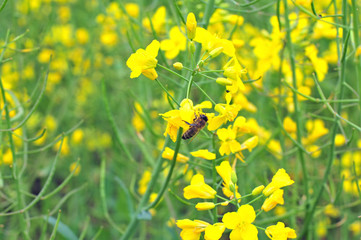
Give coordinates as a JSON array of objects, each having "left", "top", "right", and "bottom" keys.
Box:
[{"left": 1, "top": 0, "right": 361, "bottom": 239}]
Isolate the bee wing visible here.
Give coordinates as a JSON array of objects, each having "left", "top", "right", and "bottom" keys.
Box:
[{"left": 186, "top": 128, "right": 201, "bottom": 144}]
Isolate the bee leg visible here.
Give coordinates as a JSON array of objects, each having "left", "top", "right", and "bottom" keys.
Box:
[{"left": 183, "top": 120, "right": 196, "bottom": 126}]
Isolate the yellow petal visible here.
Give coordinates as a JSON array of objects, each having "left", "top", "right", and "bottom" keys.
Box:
[{"left": 190, "top": 149, "right": 216, "bottom": 160}]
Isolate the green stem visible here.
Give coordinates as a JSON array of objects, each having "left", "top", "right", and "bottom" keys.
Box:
[
  {"left": 300, "top": 9, "right": 351, "bottom": 238},
  {"left": 120, "top": 133, "right": 175, "bottom": 239},
  {"left": 283, "top": 0, "right": 309, "bottom": 201},
  {"left": 49, "top": 210, "right": 61, "bottom": 240},
  {"left": 350, "top": 0, "right": 361, "bottom": 121},
  {"left": 247, "top": 194, "right": 263, "bottom": 205},
  {"left": 145, "top": 129, "right": 183, "bottom": 210},
  {"left": 155, "top": 78, "right": 180, "bottom": 107},
  {"left": 100, "top": 158, "right": 125, "bottom": 234},
  {"left": 101, "top": 80, "right": 136, "bottom": 162},
  {"left": 186, "top": 73, "right": 196, "bottom": 99},
  {"left": 157, "top": 64, "right": 217, "bottom": 105}
]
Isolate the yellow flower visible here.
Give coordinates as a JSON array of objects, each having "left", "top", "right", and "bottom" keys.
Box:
[
  {"left": 2, "top": 149, "right": 13, "bottom": 165},
  {"left": 263, "top": 169, "right": 294, "bottom": 197},
  {"left": 204, "top": 223, "right": 226, "bottom": 240},
  {"left": 160, "top": 27, "right": 187, "bottom": 59},
  {"left": 38, "top": 48, "right": 54, "bottom": 63},
  {"left": 176, "top": 219, "right": 210, "bottom": 240},
  {"left": 183, "top": 174, "right": 217, "bottom": 199},
  {"left": 194, "top": 27, "right": 235, "bottom": 57},
  {"left": 138, "top": 170, "right": 151, "bottom": 195},
  {"left": 186, "top": 12, "right": 197, "bottom": 40},
  {"left": 324, "top": 204, "right": 340, "bottom": 218},
  {"left": 222, "top": 204, "right": 258, "bottom": 240},
  {"left": 349, "top": 221, "right": 361, "bottom": 236},
  {"left": 54, "top": 137, "right": 70, "bottom": 156},
  {"left": 267, "top": 139, "right": 282, "bottom": 159},
  {"left": 265, "top": 222, "right": 297, "bottom": 240},
  {"left": 216, "top": 161, "right": 241, "bottom": 199},
  {"left": 100, "top": 30, "right": 118, "bottom": 46},
  {"left": 162, "top": 147, "right": 189, "bottom": 163},
  {"left": 142, "top": 6, "right": 166, "bottom": 34},
  {"left": 160, "top": 99, "right": 211, "bottom": 142},
  {"left": 69, "top": 162, "right": 81, "bottom": 176},
  {"left": 306, "top": 145, "right": 321, "bottom": 158},
  {"left": 223, "top": 57, "right": 247, "bottom": 93},
  {"left": 305, "top": 44, "right": 328, "bottom": 81},
  {"left": 283, "top": 116, "right": 296, "bottom": 134},
  {"left": 126, "top": 40, "right": 160, "bottom": 80},
  {"left": 217, "top": 126, "right": 242, "bottom": 156},
  {"left": 334, "top": 134, "right": 346, "bottom": 146},
  {"left": 76, "top": 28, "right": 89, "bottom": 44},
  {"left": 208, "top": 93, "right": 241, "bottom": 131},
  {"left": 71, "top": 129, "right": 84, "bottom": 145},
  {"left": 303, "top": 119, "right": 329, "bottom": 145},
  {"left": 262, "top": 189, "right": 284, "bottom": 212},
  {"left": 240, "top": 136, "right": 258, "bottom": 152},
  {"left": 125, "top": 3, "right": 139, "bottom": 18},
  {"left": 190, "top": 149, "right": 216, "bottom": 160}
]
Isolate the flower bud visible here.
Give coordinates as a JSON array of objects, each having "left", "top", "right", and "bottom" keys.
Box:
[
  {"left": 229, "top": 182, "right": 236, "bottom": 193},
  {"left": 195, "top": 202, "right": 215, "bottom": 211},
  {"left": 209, "top": 47, "right": 223, "bottom": 58},
  {"left": 186, "top": 12, "right": 197, "bottom": 40},
  {"left": 221, "top": 201, "right": 229, "bottom": 206},
  {"left": 252, "top": 185, "right": 265, "bottom": 196},
  {"left": 173, "top": 62, "right": 183, "bottom": 70},
  {"left": 189, "top": 41, "right": 195, "bottom": 53},
  {"left": 243, "top": 136, "right": 259, "bottom": 152},
  {"left": 231, "top": 171, "right": 238, "bottom": 184},
  {"left": 216, "top": 77, "right": 233, "bottom": 86}
]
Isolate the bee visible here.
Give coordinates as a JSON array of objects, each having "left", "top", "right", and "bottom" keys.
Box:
[{"left": 182, "top": 114, "right": 208, "bottom": 140}]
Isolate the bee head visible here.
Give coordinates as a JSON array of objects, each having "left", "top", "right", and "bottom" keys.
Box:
[{"left": 200, "top": 114, "right": 208, "bottom": 121}]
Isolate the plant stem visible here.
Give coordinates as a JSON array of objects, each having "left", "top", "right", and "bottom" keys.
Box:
[
  {"left": 120, "top": 130, "right": 181, "bottom": 239},
  {"left": 283, "top": 0, "right": 309, "bottom": 204}
]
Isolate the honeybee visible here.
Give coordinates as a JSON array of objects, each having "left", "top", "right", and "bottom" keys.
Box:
[{"left": 182, "top": 114, "right": 208, "bottom": 140}]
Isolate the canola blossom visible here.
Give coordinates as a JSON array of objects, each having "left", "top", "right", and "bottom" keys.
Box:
[{"left": 126, "top": 39, "right": 160, "bottom": 80}]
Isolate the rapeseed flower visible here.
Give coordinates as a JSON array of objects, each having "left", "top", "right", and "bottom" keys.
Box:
[
  {"left": 160, "top": 26, "right": 186, "bottom": 59},
  {"left": 263, "top": 169, "right": 294, "bottom": 197},
  {"left": 305, "top": 44, "right": 328, "bottom": 81},
  {"left": 262, "top": 189, "right": 284, "bottom": 212},
  {"left": 216, "top": 161, "right": 241, "bottom": 199},
  {"left": 208, "top": 93, "right": 241, "bottom": 131},
  {"left": 223, "top": 57, "right": 246, "bottom": 93},
  {"left": 162, "top": 147, "right": 189, "bottom": 163},
  {"left": 265, "top": 222, "right": 297, "bottom": 240},
  {"left": 138, "top": 170, "right": 151, "bottom": 195},
  {"left": 303, "top": 119, "right": 329, "bottom": 145},
  {"left": 204, "top": 223, "right": 225, "bottom": 240},
  {"left": 160, "top": 99, "right": 211, "bottom": 142},
  {"left": 69, "top": 162, "right": 81, "bottom": 176},
  {"left": 183, "top": 174, "right": 217, "bottom": 199},
  {"left": 176, "top": 219, "right": 209, "bottom": 240},
  {"left": 222, "top": 204, "right": 258, "bottom": 240},
  {"left": 126, "top": 40, "right": 160, "bottom": 80},
  {"left": 190, "top": 149, "right": 216, "bottom": 160},
  {"left": 142, "top": 6, "right": 166, "bottom": 34},
  {"left": 125, "top": 3, "right": 139, "bottom": 18},
  {"left": 194, "top": 27, "right": 235, "bottom": 57},
  {"left": 217, "top": 126, "right": 242, "bottom": 156}
]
